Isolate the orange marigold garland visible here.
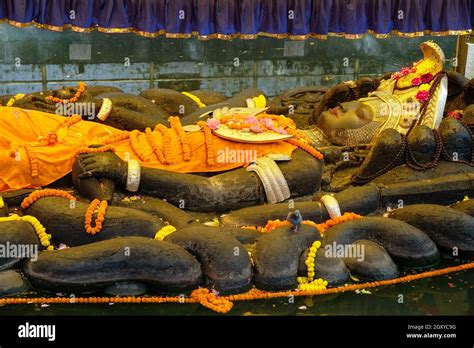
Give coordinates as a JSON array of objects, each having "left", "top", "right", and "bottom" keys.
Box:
[
  {"left": 39, "top": 114, "right": 83, "bottom": 147},
  {"left": 224, "top": 261, "right": 474, "bottom": 305},
  {"left": 264, "top": 219, "right": 290, "bottom": 232},
  {"left": 191, "top": 288, "right": 233, "bottom": 313},
  {"left": 100, "top": 132, "right": 130, "bottom": 145},
  {"left": 145, "top": 127, "right": 166, "bottom": 164},
  {"left": 74, "top": 145, "right": 115, "bottom": 157},
  {"left": 21, "top": 190, "right": 108, "bottom": 236},
  {"left": 197, "top": 121, "right": 215, "bottom": 166},
  {"left": 1, "top": 262, "right": 473, "bottom": 313},
  {"left": 24, "top": 145, "right": 39, "bottom": 178},
  {"left": 46, "top": 82, "right": 86, "bottom": 104},
  {"left": 285, "top": 126, "right": 311, "bottom": 143},
  {"left": 169, "top": 116, "right": 191, "bottom": 161},
  {"left": 286, "top": 138, "right": 324, "bottom": 160},
  {"left": 84, "top": 199, "right": 108, "bottom": 235},
  {"left": 240, "top": 225, "right": 265, "bottom": 233},
  {"left": 60, "top": 114, "right": 83, "bottom": 128},
  {"left": 154, "top": 124, "right": 173, "bottom": 164},
  {"left": 42, "top": 132, "right": 58, "bottom": 146},
  {"left": 317, "top": 212, "right": 362, "bottom": 233},
  {"left": 243, "top": 212, "right": 363, "bottom": 234},
  {"left": 129, "top": 130, "right": 152, "bottom": 162},
  {"left": 300, "top": 219, "right": 320, "bottom": 231},
  {"left": 21, "top": 189, "right": 77, "bottom": 209}
]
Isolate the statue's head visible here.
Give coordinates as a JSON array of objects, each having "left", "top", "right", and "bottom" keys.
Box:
[
  {"left": 55, "top": 86, "right": 77, "bottom": 99},
  {"left": 317, "top": 100, "right": 374, "bottom": 133},
  {"left": 316, "top": 41, "right": 446, "bottom": 146}
]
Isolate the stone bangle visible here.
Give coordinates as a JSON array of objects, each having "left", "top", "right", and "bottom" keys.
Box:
[{"left": 126, "top": 159, "right": 141, "bottom": 192}]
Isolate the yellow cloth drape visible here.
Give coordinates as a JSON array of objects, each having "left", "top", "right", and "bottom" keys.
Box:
[{"left": 0, "top": 107, "right": 296, "bottom": 192}]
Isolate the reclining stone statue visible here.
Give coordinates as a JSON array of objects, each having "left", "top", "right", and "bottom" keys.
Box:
[
  {"left": 0, "top": 41, "right": 471, "bottom": 213},
  {"left": 304, "top": 41, "right": 473, "bottom": 185},
  {"left": 307, "top": 41, "right": 448, "bottom": 148},
  {"left": 0, "top": 106, "right": 323, "bottom": 212}
]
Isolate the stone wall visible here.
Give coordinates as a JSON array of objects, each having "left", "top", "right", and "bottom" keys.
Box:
[{"left": 0, "top": 24, "right": 457, "bottom": 97}]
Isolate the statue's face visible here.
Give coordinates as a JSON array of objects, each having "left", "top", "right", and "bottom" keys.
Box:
[{"left": 318, "top": 101, "right": 373, "bottom": 132}]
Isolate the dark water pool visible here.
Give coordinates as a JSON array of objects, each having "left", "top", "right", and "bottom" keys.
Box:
[{"left": 1, "top": 260, "right": 472, "bottom": 316}]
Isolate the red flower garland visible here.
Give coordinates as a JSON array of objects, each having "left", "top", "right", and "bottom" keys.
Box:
[
  {"left": 415, "top": 90, "right": 430, "bottom": 102},
  {"left": 392, "top": 67, "right": 416, "bottom": 81},
  {"left": 411, "top": 77, "right": 422, "bottom": 86},
  {"left": 421, "top": 73, "right": 434, "bottom": 84},
  {"left": 447, "top": 110, "right": 463, "bottom": 120}
]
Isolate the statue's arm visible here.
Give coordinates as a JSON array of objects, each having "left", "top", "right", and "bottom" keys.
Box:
[
  {"left": 137, "top": 167, "right": 225, "bottom": 211},
  {"left": 74, "top": 151, "right": 263, "bottom": 212},
  {"left": 74, "top": 149, "right": 322, "bottom": 212}
]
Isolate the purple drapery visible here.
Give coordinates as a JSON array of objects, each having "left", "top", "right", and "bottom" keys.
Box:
[{"left": 0, "top": 0, "right": 472, "bottom": 39}]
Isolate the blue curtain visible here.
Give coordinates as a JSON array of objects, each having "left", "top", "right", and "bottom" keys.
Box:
[{"left": 0, "top": 0, "right": 472, "bottom": 39}]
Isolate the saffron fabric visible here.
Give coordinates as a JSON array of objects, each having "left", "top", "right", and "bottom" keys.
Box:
[
  {"left": 0, "top": 107, "right": 296, "bottom": 191},
  {"left": 0, "top": 0, "right": 472, "bottom": 39}
]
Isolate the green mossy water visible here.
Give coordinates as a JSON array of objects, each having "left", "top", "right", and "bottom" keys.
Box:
[{"left": 1, "top": 260, "right": 472, "bottom": 316}]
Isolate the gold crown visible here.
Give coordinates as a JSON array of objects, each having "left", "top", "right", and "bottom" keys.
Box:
[
  {"left": 420, "top": 41, "right": 445, "bottom": 66},
  {"left": 396, "top": 41, "right": 445, "bottom": 89}
]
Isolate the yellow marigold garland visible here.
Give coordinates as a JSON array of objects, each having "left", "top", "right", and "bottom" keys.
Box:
[
  {"left": 181, "top": 91, "right": 206, "bottom": 108},
  {"left": 6, "top": 93, "right": 25, "bottom": 106},
  {"left": 0, "top": 214, "right": 54, "bottom": 250},
  {"left": 242, "top": 213, "right": 363, "bottom": 291},
  {"left": 154, "top": 225, "right": 177, "bottom": 240},
  {"left": 21, "top": 215, "right": 54, "bottom": 249},
  {"left": 297, "top": 240, "right": 328, "bottom": 291}
]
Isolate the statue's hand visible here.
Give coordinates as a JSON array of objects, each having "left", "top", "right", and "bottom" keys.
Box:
[{"left": 77, "top": 151, "right": 127, "bottom": 184}]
